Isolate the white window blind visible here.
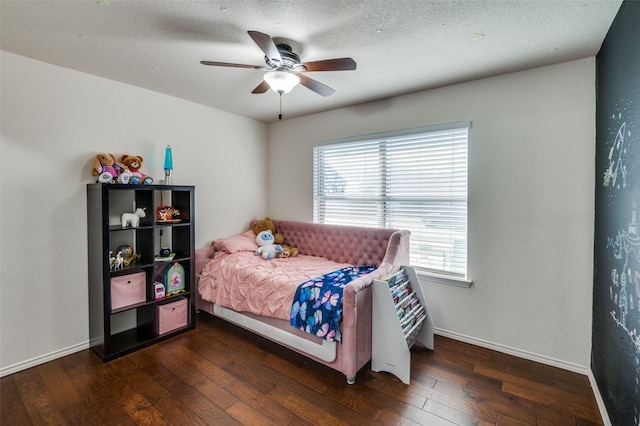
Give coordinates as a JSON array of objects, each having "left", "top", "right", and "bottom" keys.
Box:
[{"left": 313, "top": 123, "right": 469, "bottom": 277}]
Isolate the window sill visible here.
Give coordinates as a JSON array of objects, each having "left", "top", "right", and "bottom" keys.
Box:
[{"left": 416, "top": 270, "right": 473, "bottom": 288}]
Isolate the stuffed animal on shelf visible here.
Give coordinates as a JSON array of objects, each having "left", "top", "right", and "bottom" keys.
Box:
[
  {"left": 92, "top": 153, "right": 129, "bottom": 184},
  {"left": 254, "top": 230, "right": 284, "bottom": 260},
  {"left": 252, "top": 216, "right": 299, "bottom": 258},
  {"left": 120, "top": 155, "right": 153, "bottom": 185}
]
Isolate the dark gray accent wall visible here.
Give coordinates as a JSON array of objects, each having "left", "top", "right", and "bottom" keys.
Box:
[{"left": 593, "top": 1, "right": 640, "bottom": 424}]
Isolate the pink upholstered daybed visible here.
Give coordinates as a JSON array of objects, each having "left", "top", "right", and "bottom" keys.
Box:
[{"left": 194, "top": 219, "right": 410, "bottom": 384}]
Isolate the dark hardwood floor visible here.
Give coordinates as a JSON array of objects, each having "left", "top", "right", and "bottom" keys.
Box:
[{"left": 1, "top": 313, "right": 604, "bottom": 425}]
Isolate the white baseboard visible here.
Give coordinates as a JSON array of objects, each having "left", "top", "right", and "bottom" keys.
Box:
[
  {"left": 587, "top": 370, "right": 612, "bottom": 426},
  {"left": 0, "top": 341, "right": 90, "bottom": 378},
  {"left": 434, "top": 328, "right": 611, "bottom": 425}
]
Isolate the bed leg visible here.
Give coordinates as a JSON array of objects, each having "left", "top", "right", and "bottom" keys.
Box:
[{"left": 346, "top": 376, "right": 356, "bottom": 385}]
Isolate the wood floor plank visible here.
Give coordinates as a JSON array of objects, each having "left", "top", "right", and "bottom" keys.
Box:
[
  {"left": 166, "top": 340, "right": 299, "bottom": 425},
  {"left": 376, "top": 408, "right": 425, "bottom": 426},
  {"left": 502, "top": 381, "right": 601, "bottom": 423},
  {"left": 465, "top": 375, "right": 570, "bottom": 425},
  {"left": 36, "top": 360, "right": 104, "bottom": 426},
  {"left": 261, "top": 349, "right": 332, "bottom": 392},
  {"left": 0, "top": 375, "right": 32, "bottom": 425},
  {"left": 381, "top": 402, "right": 460, "bottom": 425},
  {"left": 13, "top": 368, "right": 67, "bottom": 425},
  {"left": 495, "top": 412, "right": 533, "bottom": 426},
  {"left": 90, "top": 359, "right": 169, "bottom": 425},
  {"left": 152, "top": 396, "right": 210, "bottom": 426},
  {"left": 318, "top": 380, "right": 385, "bottom": 420},
  {"left": 117, "top": 360, "right": 173, "bottom": 404},
  {"left": 266, "top": 385, "right": 361, "bottom": 426},
  {"left": 428, "top": 380, "right": 500, "bottom": 424},
  {"left": 415, "top": 360, "right": 473, "bottom": 387},
  {"left": 36, "top": 361, "right": 83, "bottom": 410},
  {"left": 424, "top": 398, "right": 489, "bottom": 426},
  {"left": 225, "top": 400, "right": 281, "bottom": 426},
  {"left": 111, "top": 352, "right": 208, "bottom": 425},
  {"left": 164, "top": 339, "right": 242, "bottom": 391},
  {"left": 150, "top": 344, "right": 240, "bottom": 410},
  {"left": 474, "top": 361, "right": 600, "bottom": 420},
  {"left": 287, "top": 417, "right": 316, "bottom": 426},
  {"left": 363, "top": 369, "right": 431, "bottom": 407},
  {"left": 136, "top": 353, "right": 241, "bottom": 425},
  {"left": 252, "top": 357, "right": 381, "bottom": 423},
  {"left": 57, "top": 351, "right": 132, "bottom": 425},
  {"left": 487, "top": 349, "right": 591, "bottom": 388},
  {"left": 0, "top": 314, "right": 605, "bottom": 425}
]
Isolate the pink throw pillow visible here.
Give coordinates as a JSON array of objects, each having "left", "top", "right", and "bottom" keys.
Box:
[{"left": 212, "top": 230, "right": 258, "bottom": 253}]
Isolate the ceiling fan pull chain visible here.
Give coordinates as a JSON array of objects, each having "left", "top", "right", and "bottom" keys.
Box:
[{"left": 279, "top": 93, "right": 283, "bottom": 120}]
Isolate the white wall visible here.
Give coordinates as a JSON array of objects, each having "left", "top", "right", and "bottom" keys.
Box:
[
  {"left": 268, "top": 58, "right": 595, "bottom": 370},
  {"left": 0, "top": 51, "right": 268, "bottom": 373},
  {"left": 0, "top": 51, "right": 596, "bottom": 374}
]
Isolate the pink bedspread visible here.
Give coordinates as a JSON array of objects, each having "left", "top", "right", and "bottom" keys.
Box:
[{"left": 198, "top": 251, "right": 351, "bottom": 320}]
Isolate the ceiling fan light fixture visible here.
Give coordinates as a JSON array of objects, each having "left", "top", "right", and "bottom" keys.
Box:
[{"left": 263, "top": 70, "right": 300, "bottom": 94}]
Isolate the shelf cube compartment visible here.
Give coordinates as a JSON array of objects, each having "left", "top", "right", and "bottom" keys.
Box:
[
  {"left": 110, "top": 271, "right": 146, "bottom": 311},
  {"left": 155, "top": 297, "right": 188, "bottom": 335}
]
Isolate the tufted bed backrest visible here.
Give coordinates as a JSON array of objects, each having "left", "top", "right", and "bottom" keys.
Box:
[{"left": 273, "top": 220, "right": 398, "bottom": 267}]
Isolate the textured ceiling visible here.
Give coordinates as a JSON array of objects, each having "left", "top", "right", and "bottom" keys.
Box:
[{"left": 0, "top": 0, "right": 622, "bottom": 123}]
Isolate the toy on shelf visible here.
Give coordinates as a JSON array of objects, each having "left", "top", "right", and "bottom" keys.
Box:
[
  {"left": 115, "top": 244, "right": 141, "bottom": 267},
  {"left": 154, "top": 282, "right": 166, "bottom": 300},
  {"left": 164, "top": 262, "right": 185, "bottom": 296},
  {"left": 109, "top": 251, "right": 118, "bottom": 271},
  {"left": 92, "top": 153, "right": 129, "bottom": 184},
  {"left": 120, "top": 155, "right": 153, "bottom": 185},
  {"left": 154, "top": 247, "right": 175, "bottom": 262},
  {"left": 113, "top": 252, "right": 124, "bottom": 271},
  {"left": 156, "top": 206, "right": 181, "bottom": 223},
  {"left": 121, "top": 207, "right": 147, "bottom": 228}
]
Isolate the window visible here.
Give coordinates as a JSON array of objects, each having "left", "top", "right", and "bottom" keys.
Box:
[{"left": 313, "top": 122, "right": 469, "bottom": 278}]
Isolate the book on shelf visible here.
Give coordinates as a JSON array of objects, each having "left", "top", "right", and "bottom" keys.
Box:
[
  {"left": 390, "top": 281, "right": 410, "bottom": 299},
  {"left": 403, "top": 311, "right": 427, "bottom": 336},
  {"left": 396, "top": 295, "right": 420, "bottom": 320},
  {"left": 392, "top": 286, "right": 412, "bottom": 304},
  {"left": 388, "top": 273, "right": 409, "bottom": 287},
  {"left": 395, "top": 291, "right": 418, "bottom": 310},
  {"left": 154, "top": 253, "right": 175, "bottom": 262},
  {"left": 402, "top": 318, "right": 416, "bottom": 332},
  {"left": 381, "top": 269, "right": 409, "bottom": 287},
  {"left": 400, "top": 304, "right": 424, "bottom": 327}
]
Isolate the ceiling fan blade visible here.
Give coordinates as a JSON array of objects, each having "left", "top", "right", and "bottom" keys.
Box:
[
  {"left": 297, "top": 74, "right": 335, "bottom": 97},
  {"left": 200, "top": 60, "right": 266, "bottom": 70},
  {"left": 301, "top": 58, "right": 357, "bottom": 72},
  {"left": 248, "top": 31, "right": 282, "bottom": 63},
  {"left": 251, "top": 80, "right": 270, "bottom": 94}
]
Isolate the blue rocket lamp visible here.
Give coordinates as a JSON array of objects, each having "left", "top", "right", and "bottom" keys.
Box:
[{"left": 164, "top": 145, "right": 173, "bottom": 185}]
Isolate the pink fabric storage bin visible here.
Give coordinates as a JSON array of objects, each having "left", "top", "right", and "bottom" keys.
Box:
[
  {"left": 155, "top": 297, "right": 188, "bottom": 335},
  {"left": 110, "top": 271, "right": 146, "bottom": 311}
]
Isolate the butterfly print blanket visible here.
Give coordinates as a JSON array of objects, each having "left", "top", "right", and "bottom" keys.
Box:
[{"left": 290, "top": 266, "right": 377, "bottom": 342}]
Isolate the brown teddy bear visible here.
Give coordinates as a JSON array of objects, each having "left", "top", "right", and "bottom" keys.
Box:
[
  {"left": 120, "top": 155, "right": 153, "bottom": 185},
  {"left": 252, "top": 217, "right": 299, "bottom": 258}
]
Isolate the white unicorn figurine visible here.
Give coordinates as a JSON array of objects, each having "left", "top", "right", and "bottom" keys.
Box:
[
  {"left": 121, "top": 207, "right": 146, "bottom": 228},
  {"left": 114, "top": 251, "right": 124, "bottom": 270},
  {"left": 109, "top": 250, "right": 116, "bottom": 271}
]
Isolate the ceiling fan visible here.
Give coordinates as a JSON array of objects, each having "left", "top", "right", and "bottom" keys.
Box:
[{"left": 200, "top": 31, "right": 356, "bottom": 97}]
